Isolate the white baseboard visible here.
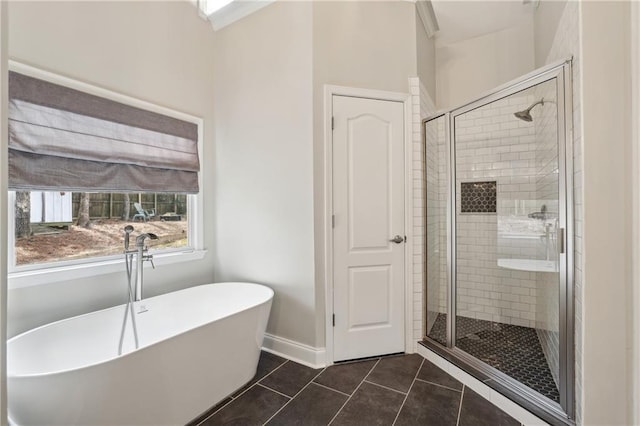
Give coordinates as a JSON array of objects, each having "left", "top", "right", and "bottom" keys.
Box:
[{"left": 262, "top": 333, "right": 326, "bottom": 369}]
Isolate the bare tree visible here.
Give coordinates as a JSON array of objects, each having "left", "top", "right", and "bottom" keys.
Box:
[
  {"left": 15, "top": 191, "right": 31, "bottom": 238},
  {"left": 123, "top": 193, "right": 130, "bottom": 221},
  {"left": 77, "top": 192, "right": 91, "bottom": 228}
]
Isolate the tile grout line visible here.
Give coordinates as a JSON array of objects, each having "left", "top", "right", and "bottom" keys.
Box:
[
  {"left": 327, "top": 358, "right": 382, "bottom": 426},
  {"left": 363, "top": 379, "right": 407, "bottom": 396},
  {"left": 196, "top": 359, "right": 290, "bottom": 425},
  {"left": 413, "top": 377, "right": 464, "bottom": 393},
  {"left": 312, "top": 381, "right": 352, "bottom": 398},
  {"left": 456, "top": 385, "right": 466, "bottom": 426},
  {"left": 231, "top": 359, "right": 290, "bottom": 400},
  {"left": 256, "top": 382, "right": 295, "bottom": 400},
  {"left": 391, "top": 357, "right": 425, "bottom": 426},
  {"left": 261, "top": 366, "right": 328, "bottom": 425},
  {"left": 195, "top": 398, "right": 233, "bottom": 426}
]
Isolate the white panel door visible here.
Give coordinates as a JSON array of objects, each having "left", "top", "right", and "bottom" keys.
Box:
[{"left": 332, "top": 95, "right": 405, "bottom": 362}]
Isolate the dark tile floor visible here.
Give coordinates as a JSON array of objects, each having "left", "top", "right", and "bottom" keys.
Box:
[
  {"left": 189, "top": 351, "right": 522, "bottom": 426},
  {"left": 429, "top": 313, "right": 560, "bottom": 403}
]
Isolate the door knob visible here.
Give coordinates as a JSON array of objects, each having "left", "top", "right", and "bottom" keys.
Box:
[{"left": 389, "top": 235, "right": 404, "bottom": 244}]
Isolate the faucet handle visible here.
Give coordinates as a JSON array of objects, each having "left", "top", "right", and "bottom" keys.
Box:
[{"left": 143, "top": 254, "right": 155, "bottom": 269}]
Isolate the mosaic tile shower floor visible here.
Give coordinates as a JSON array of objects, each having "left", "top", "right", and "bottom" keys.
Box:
[{"left": 428, "top": 313, "right": 560, "bottom": 403}]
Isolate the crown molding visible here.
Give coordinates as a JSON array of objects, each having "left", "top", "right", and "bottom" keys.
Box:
[{"left": 416, "top": 0, "right": 439, "bottom": 38}]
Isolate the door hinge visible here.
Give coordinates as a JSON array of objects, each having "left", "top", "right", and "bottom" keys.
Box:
[
  {"left": 404, "top": 235, "right": 407, "bottom": 243},
  {"left": 332, "top": 314, "right": 335, "bottom": 327},
  {"left": 331, "top": 116, "right": 334, "bottom": 131},
  {"left": 332, "top": 215, "right": 335, "bottom": 228}
]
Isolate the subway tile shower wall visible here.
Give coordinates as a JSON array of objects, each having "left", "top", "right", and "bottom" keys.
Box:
[
  {"left": 412, "top": 77, "right": 437, "bottom": 347},
  {"left": 411, "top": 78, "right": 424, "bottom": 348},
  {"left": 454, "top": 95, "right": 540, "bottom": 328}
]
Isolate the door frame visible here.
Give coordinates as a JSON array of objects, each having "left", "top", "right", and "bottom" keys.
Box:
[{"left": 323, "top": 85, "right": 413, "bottom": 365}]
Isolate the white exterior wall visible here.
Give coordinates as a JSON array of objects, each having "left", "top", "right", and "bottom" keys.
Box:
[{"left": 29, "top": 192, "right": 72, "bottom": 224}]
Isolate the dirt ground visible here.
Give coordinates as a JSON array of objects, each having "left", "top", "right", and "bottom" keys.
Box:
[{"left": 15, "top": 218, "right": 187, "bottom": 265}]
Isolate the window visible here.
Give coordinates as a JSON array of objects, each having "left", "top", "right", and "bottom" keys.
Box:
[
  {"left": 7, "top": 62, "right": 204, "bottom": 288},
  {"left": 11, "top": 191, "right": 189, "bottom": 267}
]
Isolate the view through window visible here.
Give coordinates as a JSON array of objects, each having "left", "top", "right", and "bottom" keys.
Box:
[{"left": 13, "top": 191, "right": 188, "bottom": 266}]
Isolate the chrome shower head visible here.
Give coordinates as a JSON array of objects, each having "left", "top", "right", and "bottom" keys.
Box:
[
  {"left": 514, "top": 98, "right": 544, "bottom": 122},
  {"left": 514, "top": 110, "right": 533, "bottom": 122}
]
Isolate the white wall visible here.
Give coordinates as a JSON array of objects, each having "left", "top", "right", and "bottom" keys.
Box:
[
  {"left": 213, "top": 1, "right": 424, "bottom": 355},
  {"left": 581, "top": 2, "right": 633, "bottom": 424},
  {"left": 212, "top": 2, "right": 316, "bottom": 347},
  {"left": 533, "top": 0, "right": 567, "bottom": 68},
  {"left": 312, "top": 1, "right": 417, "bottom": 95},
  {"left": 416, "top": 12, "right": 436, "bottom": 103},
  {"left": 312, "top": 0, "right": 418, "bottom": 349},
  {"left": 436, "top": 20, "right": 535, "bottom": 109},
  {"left": 7, "top": 1, "right": 217, "bottom": 336},
  {"left": 632, "top": 3, "right": 640, "bottom": 423}
]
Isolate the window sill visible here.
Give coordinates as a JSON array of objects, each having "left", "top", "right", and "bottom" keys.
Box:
[{"left": 8, "top": 249, "right": 207, "bottom": 290}]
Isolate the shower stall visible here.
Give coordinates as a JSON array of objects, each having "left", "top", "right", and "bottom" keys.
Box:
[{"left": 423, "top": 60, "right": 574, "bottom": 423}]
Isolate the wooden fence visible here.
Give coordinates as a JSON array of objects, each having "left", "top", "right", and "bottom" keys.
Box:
[{"left": 71, "top": 193, "right": 187, "bottom": 220}]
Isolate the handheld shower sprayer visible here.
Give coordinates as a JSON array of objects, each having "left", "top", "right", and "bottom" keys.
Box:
[{"left": 124, "top": 225, "right": 134, "bottom": 250}]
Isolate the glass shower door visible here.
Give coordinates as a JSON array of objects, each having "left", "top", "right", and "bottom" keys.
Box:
[
  {"left": 424, "top": 114, "right": 448, "bottom": 346},
  {"left": 452, "top": 78, "right": 566, "bottom": 405}
]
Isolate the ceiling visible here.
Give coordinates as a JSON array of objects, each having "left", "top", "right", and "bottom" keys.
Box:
[
  {"left": 205, "top": 0, "right": 537, "bottom": 39},
  {"left": 431, "top": 0, "right": 537, "bottom": 46}
]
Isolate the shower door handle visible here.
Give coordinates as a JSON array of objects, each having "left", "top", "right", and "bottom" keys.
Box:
[
  {"left": 389, "top": 235, "right": 405, "bottom": 244},
  {"left": 558, "top": 228, "right": 565, "bottom": 254}
]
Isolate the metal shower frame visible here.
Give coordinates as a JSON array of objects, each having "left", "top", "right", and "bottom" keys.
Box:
[{"left": 422, "top": 58, "right": 575, "bottom": 421}]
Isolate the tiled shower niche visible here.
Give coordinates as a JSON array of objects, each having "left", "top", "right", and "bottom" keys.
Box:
[{"left": 460, "top": 181, "right": 497, "bottom": 213}]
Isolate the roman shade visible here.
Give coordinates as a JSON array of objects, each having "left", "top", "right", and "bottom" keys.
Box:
[{"left": 8, "top": 71, "right": 200, "bottom": 193}]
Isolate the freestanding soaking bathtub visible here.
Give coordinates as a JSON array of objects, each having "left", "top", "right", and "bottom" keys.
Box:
[{"left": 7, "top": 282, "right": 274, "bottom": 426}]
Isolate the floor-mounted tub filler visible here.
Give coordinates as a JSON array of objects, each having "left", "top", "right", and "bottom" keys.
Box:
[{"left": 7, "top": 282, "right": 274, "bottom": 425}]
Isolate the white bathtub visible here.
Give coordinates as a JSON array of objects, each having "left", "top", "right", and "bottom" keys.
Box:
[{"left": 7, "top": 282, "right": 274, "bottom": 426}]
